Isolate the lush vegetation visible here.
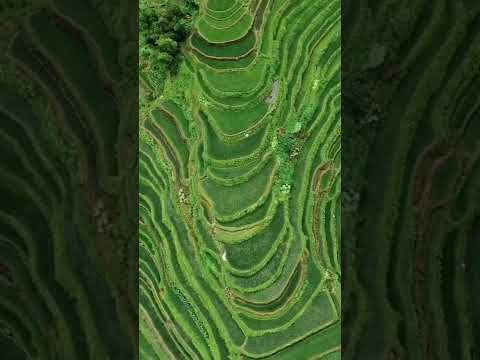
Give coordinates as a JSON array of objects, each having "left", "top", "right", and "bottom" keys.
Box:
[
  {"left": 0, "top": 1, "right": 137, "bottom": 359},
  {"left": 139, "top": 0, "right": 198, "bottom": 93},
  {"left": 139, "top": 0, "right": 340, "bottom": 358},
  {"left": 342, "top": 1, "right": 480, "bottom": 359}
]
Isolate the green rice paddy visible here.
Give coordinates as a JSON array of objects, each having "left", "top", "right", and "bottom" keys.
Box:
[{"left": 140, "top": 0, "right": 341, "bottom": 358}]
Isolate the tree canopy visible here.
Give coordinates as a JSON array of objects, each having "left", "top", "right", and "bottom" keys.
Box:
[{"left": 139, "top": 0, "right": 197, "bottom": 77}]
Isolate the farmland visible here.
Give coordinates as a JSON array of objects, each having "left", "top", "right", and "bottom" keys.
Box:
[
  {"left": 0, "top": 1, "right": 137, "bottom": 358},
  {"left": 140, "top": 0, "right": 341, "bottom": 358},
  {"left": 342, "top": 1, "right": 480, "bottom": 359}
]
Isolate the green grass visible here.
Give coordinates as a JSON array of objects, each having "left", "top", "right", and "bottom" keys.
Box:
[
  {"left": 205, "top": 101, "right": 268, "bottom": 135},
  {"left": 201, "top": 157, "right": 275, "bottom": 217},
  {"left": 191, "top": 30, "right": 257, "bottom": 58},
  {"left": 224, "top": 204, "right": 285, "bottom": 271},
  {"left": 197, "top": 13, "right": 253, "bottom": 44}
]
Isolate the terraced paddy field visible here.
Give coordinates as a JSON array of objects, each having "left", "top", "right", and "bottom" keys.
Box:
[
  {"left": 342, "top": 1, "right": 480, "bottom": 359},
  {"left": 140, "top": 0, "right": 341, "bottom": 358},
  {"left": 0, "top": 1, "right": 138, "bottom": 358}
]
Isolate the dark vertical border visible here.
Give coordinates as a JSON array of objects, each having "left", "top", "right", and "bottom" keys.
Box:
[
  {"left": 342, "top": 1, "right": 480, "bottom": 359},
  {"left": 0, "top": 1, "right": 138, "bottom": 358}
]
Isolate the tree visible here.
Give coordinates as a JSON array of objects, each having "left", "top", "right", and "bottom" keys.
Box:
[{"left": 139, "top": 0, "right": 197, "bottom": 79}]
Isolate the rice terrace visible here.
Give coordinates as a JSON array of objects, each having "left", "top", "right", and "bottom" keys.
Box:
[{"left": 139, "top": 0, "right": 341, "bottom": 358}]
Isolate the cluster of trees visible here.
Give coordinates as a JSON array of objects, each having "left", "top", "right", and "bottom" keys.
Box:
[{"left": 139, "top": 0, "right": 198, "bottom": 77}]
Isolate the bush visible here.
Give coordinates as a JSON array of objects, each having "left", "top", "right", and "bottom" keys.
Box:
[{"left": 139, "top": 0, "right": 198, "bottom": 77}]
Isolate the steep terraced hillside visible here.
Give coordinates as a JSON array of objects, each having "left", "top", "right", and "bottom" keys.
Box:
[
  {"left": 342, "top": 0, "right": 480, "bottom": 359},
  {"left": 0, "top": 1, "right": 138, "bottom": 358},
  {"left": 139, "top": 0, "right": 341, "bottom": 358}
]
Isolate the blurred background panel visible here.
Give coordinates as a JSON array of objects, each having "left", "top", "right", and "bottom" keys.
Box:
[{"left": 0, "top": 1, "right": 138, "bottom": 359}]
